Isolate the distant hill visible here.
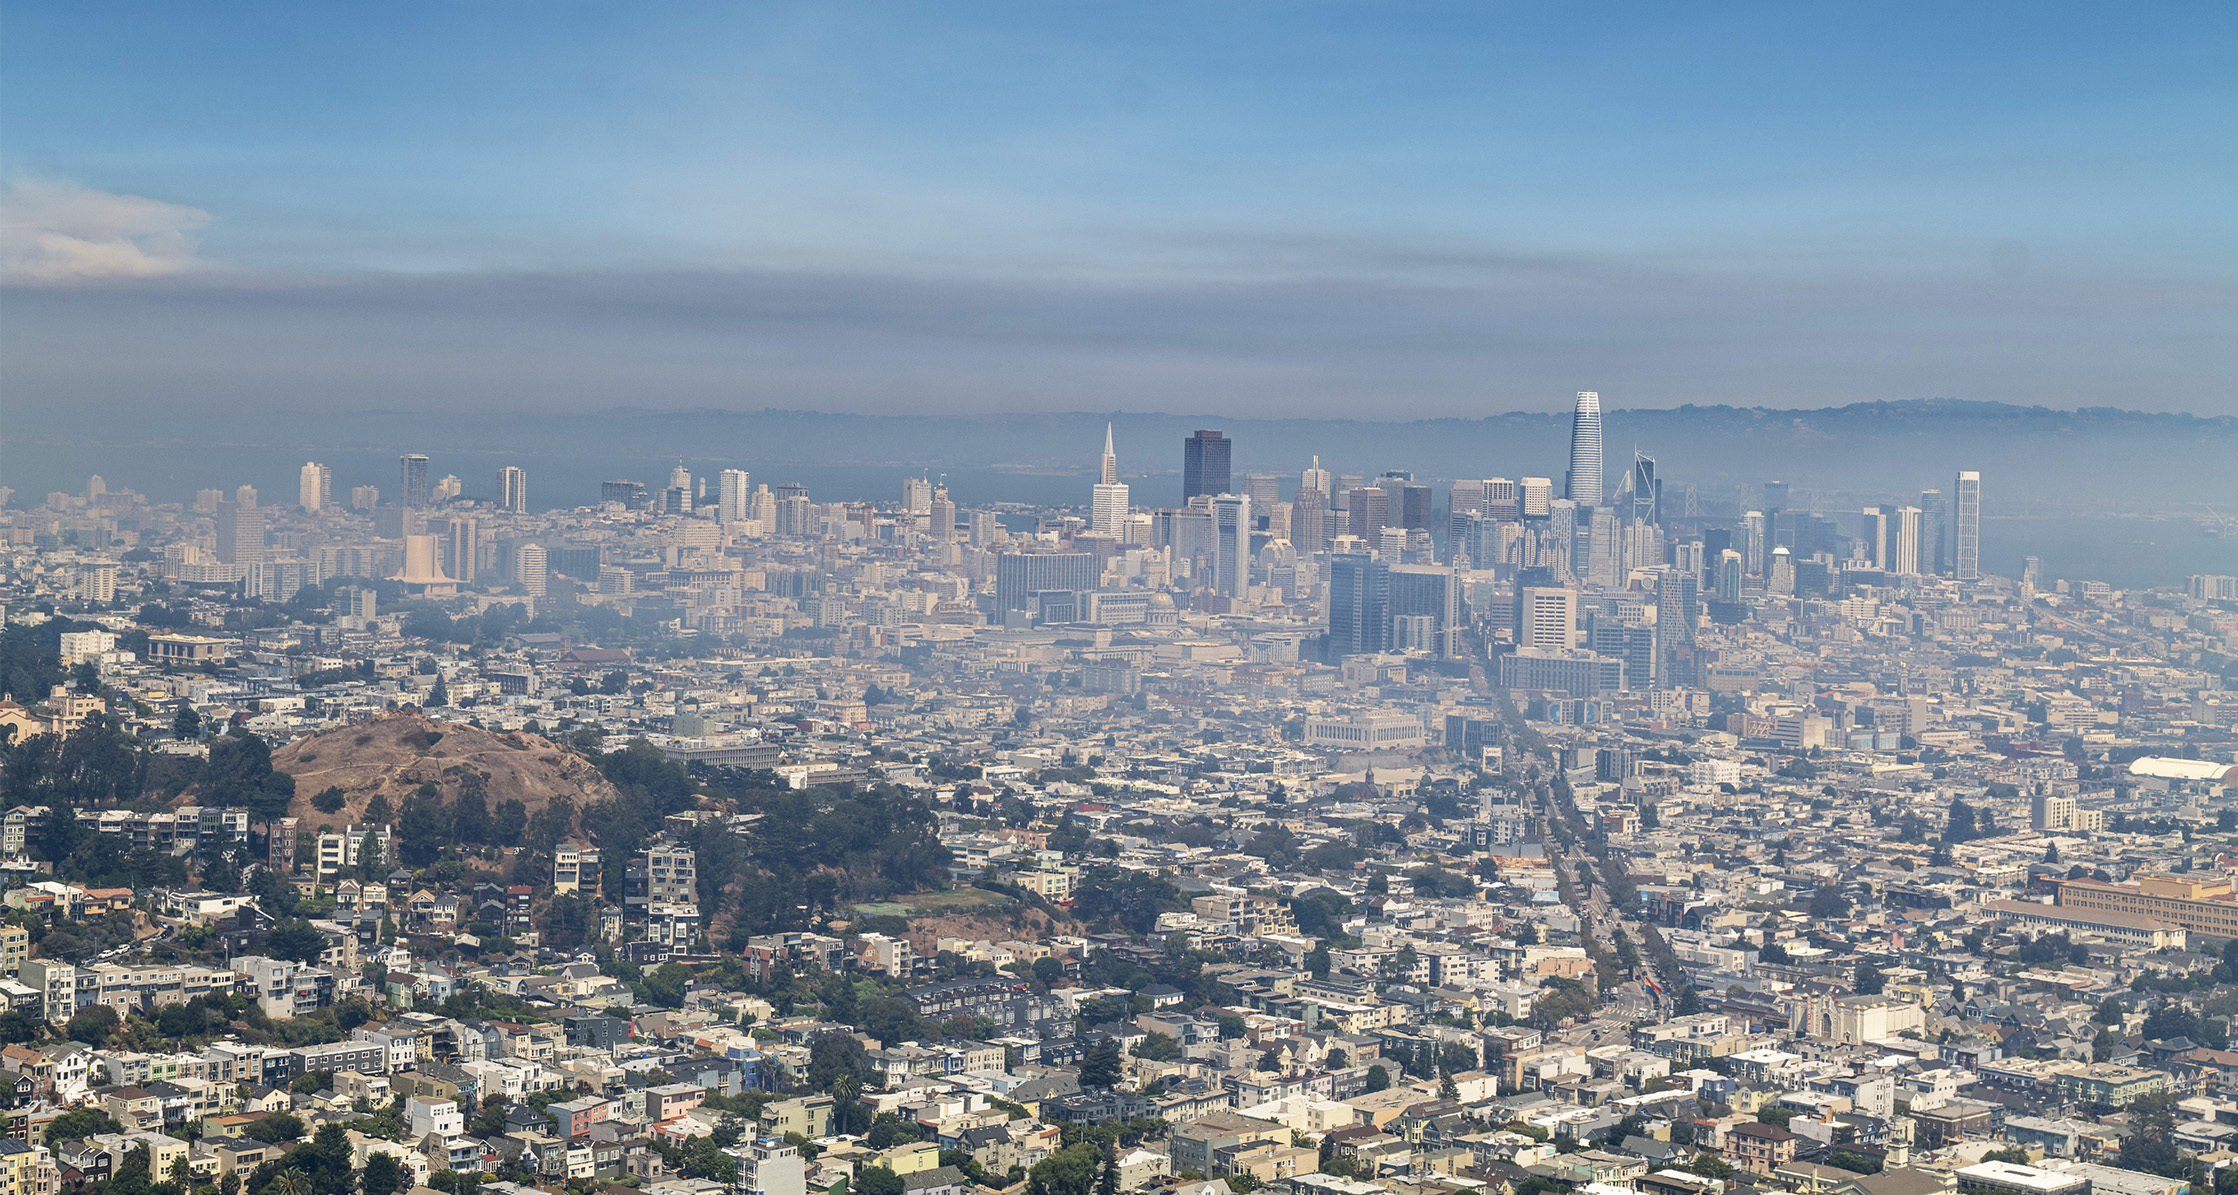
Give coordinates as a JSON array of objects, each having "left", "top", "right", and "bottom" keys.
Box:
[{"left": 266, "top": 711, "right": 618, "bottom": 830}]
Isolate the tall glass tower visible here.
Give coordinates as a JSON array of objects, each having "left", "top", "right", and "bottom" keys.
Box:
[
  {"left": 1954, "top": 470, "right": 1982, "bottom": 581},
  {"left": 1566, "top": 391, "right": 1604, "bottom": 506}
]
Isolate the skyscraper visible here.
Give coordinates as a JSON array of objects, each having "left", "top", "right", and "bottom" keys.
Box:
[
  {"left": 1627, "top": 452, "right": 1660, "bottom": 523},
  {"left": 717, "top": 469, "right": 752, "bottom": 523},
  {"left": 215, "top": 501, "right": 267, "bottom": 568},
  {"left": 1918, "top": 487, "right": 1948, "bottom": 574},
  {"left": 443, "top": 517, "right": 480, "bottom": 584},
  {"left": 1517, "top": 586, "right": 1580, "bottom": 651},
  {"left": 1566, "top": 391, "right": 1604, "bottom": 506},
  {"left": 515, "top": 542, "right": 548, "bottom": 597},
  {"left": 1211, "top": 494, "right": 1252, "bottom": 599},
  {"left": 497, "top": 466, "right": 528, "bottom": 513},
  {"left": 1326, "top": 553, "right": 1390, "bottom": 658},
  {"left": 1092, "top": 425, "right": 1129, "bottom": 535},
  {"left": 1860, "top": 507, "right": 1887, "bottom": 569},
  {"left": 1519, "top": 477, "right": 1554, "bottom": 518},
  {"left": 1891, "top": 506, "right": 1923, "bottom": 575},
  {"left": 298, "top": 462, "right": 332, "bottom": 512},
  {"left": 400, "top": 454, "right": 431, "bottom": 508},
  {"left": 1954, "top": 470, "right": 1982, "bottom": 581},
  {"left": 1347, "top": 486, "right": 1389, "bottom": 545},
  {"left": 1182, "top": 430, "right": 1231, "bottom": 503},
  {"left": 1300, "top": 456, "right": 1331, "bottom": 505}
]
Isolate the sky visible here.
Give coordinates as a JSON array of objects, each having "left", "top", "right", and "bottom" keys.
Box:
[{"left": 4, "top": 1, "right": 2235, "bottom": 421}]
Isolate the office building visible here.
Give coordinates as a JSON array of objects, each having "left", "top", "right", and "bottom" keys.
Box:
[
  {"left": 1500, "top": 648, "right": 1623, "bottom": 697},
  {"left": 1092, "top": 425, "right": 1129, "bottom": 535},
  {"left": 1519, "top": 477, "right": 1554, "bottom": 518},
  {"left": 1388, "top": 565, "right": 1459, "bottom": 658},
  {"left": 1891, "top": 506, "right": 1923, "bottom": 575},
  {"left": 1566, "top": 390, "right": 1604, "bottom": 506},
  {"left": 1347, "top": 486, "right": 1389, "bottom": 545},
  {"left": 215, "top": 501, "right": 267, "bottom": 568},
  {"left": 1300, "top": 455, "right": 1331, "bottom": 505},
  {"left": 1210, "top": 494, "right": 1251, "bottom": 598},
  {"left": 442, "top": 517, "right": 479, "bottom": 585},
  {"left": 400, "top": 454, "right": 431, "bottom": 509},
  {"left": 717, "top": 469, "right": 752, "bottom": 523},
  {"left": 1658, "top": 571, "right": 1698, "bottom": 645},
  {"left": 497, "top": 466, "right": 528, "bottom": 513},
  {"left": 1953, "top": 471, "right": 1981, "bottom": 580},
  {"left": 1860, "top": 507, "right": 1887, "bottom": 570},
  {"left": 928, "top": 484, "right": 956, "bottom": 542},
  {"left": 298, "top": 462, "right": 332, "bottom": 512},
  {"left": 1326, "top": 553, "right": 1389, "bottom": 658},
  {"left": 601, "top": 479, "right": 648, "bottom": 509},
  {"left": 903, "top": 476, "right": 933, "bottom": 516},
  {"left": 1516, "top": 586, "right": 1579, "bottom": 651},
  {"left": 1919, "top": 487, "right": 1948, "bottom": 573},
  {"left": 1742, "top": 510, "right": 1767, "bottom": 574},
  {"left": 1716, "top": 549, "right": 1743, "bottom": 603},
  {"left": 1627, "top": 452, "right": 1660, "bottom": 523},
  {"left": 1182, "top": 430, "right": 1231, "bottom": 503},
  {"left": 994, "top": 552, "right": 1099, "bottom": 617},
  {"left": 1586, "top": 620, "right": 1655, "bottom": 690},
  {"left": 350, "top": 485, "right": 379, "bottom": 511},
  {"left": 515, "top": 543, "right": 548, "bottom": 597}
]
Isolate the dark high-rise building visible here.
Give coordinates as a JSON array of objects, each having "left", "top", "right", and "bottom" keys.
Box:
[
  {"left": 1182, "top": 430, "right": 1231, "bottom": 503},
  {"left": 400, "top": 454, "right": 431, "bottom": 509},
  {"left": 1919, "top": 487, "right": 1948, "bottom": 575},
  {"left": 1347, "top": 486, "right": 1389, "bottom": 545},
  {"left": 1326, "top": 553, "right": 1389, "bottom": 659},
  {"left": 1628, "top": 453, "right": 1661, "bottom": 524},
  {"left": 601, "top": 479, "right": 648, "bottom": 509}
]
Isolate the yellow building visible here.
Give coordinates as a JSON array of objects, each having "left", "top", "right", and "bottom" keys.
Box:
[
  {"left": 2057, "top": 874, "right": 2238, "bottom": 939},
  {"left": 0, "top": 928, "right": 27, "bottom": 977}
]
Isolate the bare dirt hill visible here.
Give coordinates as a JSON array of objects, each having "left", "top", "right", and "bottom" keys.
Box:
[{"left": 264, "top": 711, "right": 619, "bottom": 829}]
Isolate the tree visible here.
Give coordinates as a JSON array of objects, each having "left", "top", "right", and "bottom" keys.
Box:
[
  {"left": 1032, "top": 957, "right": 1064, "bottom": 988},
  {"left": 857, "top": 1169, "right": 905, "bottom": 1195},
  {"left": 173, "top": 703, "right": 201, "bottom": 740},
  {"left": 246, "top": 1112, "right": 307, "bottom": 1143},
  {"left": 1097, "top": 1143, "right": 1120, "bottom": 1195},
  {"left": 1256, "top": 1048, "right": 1284, "bottom": 1073},
  {"left": 1134, "top": 1032, "right": 1182, "bottom": 1062},
  {"left": 361, "top": 1152, "right": 404, "bottom": 1195},
  {"left": 1809, "top": 885, "right": 1851, "bottom": 920},
  {"left": 44, "top": 1108, "right": 121, "bottom": 1145},
  {"left": 492, "top": 798, "right": 528, "bottom": 845},
  {"left": 265, "top": 918, "right": 331, "bottom": 964},
  {"left": 426, "top": 676, "right": 449, "bottom": 708},
  {"left": 397, "top": 787, "right": 449, "bottom": 866},
  {"left": 64, "top": 1005, "right": 120, "bottom": 1046},
  {"left": 1080, "top": 1037, "right": 1122, "bottom": 1088},
  {"left": 1364, "top": 1065, "right": 1390, "bottom": 1092},
  {"left": 1852, "top": 958, "right": 1885, "bottom": 996},
  {"left": 2120, "top": 1092, "right": 2186, "bottom": 1178},
  {"left": 2094, "top": 1027, "right": 2123, "bottom": 1062},
  {"left": 202, "top": 729, "right": 297, "bottom": 824},
  {"left": 1306, "top": 942, "right": 1331, "bottom": 980}
]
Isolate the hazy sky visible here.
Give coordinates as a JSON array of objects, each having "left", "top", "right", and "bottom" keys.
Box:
[{"left": 5, "top": 2, "right": 2235, "bottom": 419}]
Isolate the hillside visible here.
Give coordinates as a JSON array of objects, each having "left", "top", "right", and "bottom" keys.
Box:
[{"left": 263, "top": 711, "right": 619, "bottom": 830}]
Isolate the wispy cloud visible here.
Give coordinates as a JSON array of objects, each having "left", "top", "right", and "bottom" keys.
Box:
[{"left": 0, "top": 179, "right": 210, "bottom": 284}]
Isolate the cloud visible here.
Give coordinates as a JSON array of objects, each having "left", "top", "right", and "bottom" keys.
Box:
[{"left": 0, "top": 179, "right": 210, "bottom": 284}]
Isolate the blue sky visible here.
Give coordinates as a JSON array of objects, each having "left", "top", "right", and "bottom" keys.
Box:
[{"left": 4, "top": 1, "right": 2235, "bottom": 417}]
